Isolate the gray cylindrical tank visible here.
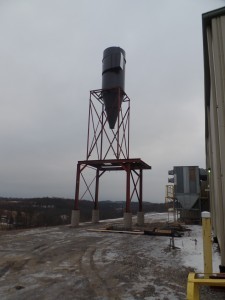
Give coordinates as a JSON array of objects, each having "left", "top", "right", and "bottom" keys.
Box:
[{"left": 102, "top": 47, "right": 126, "bottom": 129}]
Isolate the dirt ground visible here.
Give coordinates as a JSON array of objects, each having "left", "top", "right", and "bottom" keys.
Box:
[{"left": 0, "top": 213, "right": 225, "bottom": 300}]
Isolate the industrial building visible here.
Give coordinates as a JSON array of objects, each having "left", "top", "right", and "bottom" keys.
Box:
[
  {"left": 202, "top": 7, "right": 225, "bottom": 271},
  {"left": 167, "top": 166, "right": 208, "bottom": 223}
]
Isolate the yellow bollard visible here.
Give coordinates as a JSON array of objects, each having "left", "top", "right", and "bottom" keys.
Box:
[
  {"left": 187, "top": 273, "right": 200, "bottom": 300},
  {"left": 201, "top": 211, "right": 212, "bottom": 276},
  {"left": 187, "top": 272, "right": 225, "bottom": 299}
]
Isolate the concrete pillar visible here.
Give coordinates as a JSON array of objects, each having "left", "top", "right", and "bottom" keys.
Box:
[
  {"left": 92, "top": 209, "right": 99, "bottom": 223},
  {"left": 71, "top": 210, "right": 80, "bottom": 227},
  {"left": 124, "top": 212, "right": 132, "bottom": 229},
  {"left": 137, "top": 211, "right": 144, "bottom": 226}
]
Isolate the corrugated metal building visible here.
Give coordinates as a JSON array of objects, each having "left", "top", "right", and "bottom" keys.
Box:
[
  {"left": 203, "top": 7, "right": 225, "bottom": 269},
  {"left": 168, "top": 166, "right": 208, "bottom": 222},
  {"left": 174, "top": 166, "right": 200, "bottom": 210}
]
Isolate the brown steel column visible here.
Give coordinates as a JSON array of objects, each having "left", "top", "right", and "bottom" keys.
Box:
[
  {"left": 126, "top": 164, "right": 131, "bottom": 213},
  {"left": 74, "top": 163, "right": 81, "bottom": 210},
  {"left": 94, "top": 169, "right": 100, "bottom": 209},
  {"left": 117, "top": 87, "right": 120, "bottom": 159},
  {"left": 139, "top": 169, "right": 143, "bottom": 212},
  {"left": 86, "top": 94, "right": 91, "bottom": 160}
]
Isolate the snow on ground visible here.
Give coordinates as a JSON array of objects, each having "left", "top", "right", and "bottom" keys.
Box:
[
  {"left": 144, "top": 212, "right": 221, "bottom": 273},
  {"left": 0, "top": 212, "right": 223, "bottom": 300},
  {"left": 80, "top": 212, "right": 221, "bottom": 273}
]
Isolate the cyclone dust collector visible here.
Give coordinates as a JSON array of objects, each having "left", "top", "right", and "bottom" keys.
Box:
[
  {"left": 71, "top": 46, "right": 151, "bottom": 229},
  {"left": 102, "top": 47, "right": 126, "bottom": 129}
]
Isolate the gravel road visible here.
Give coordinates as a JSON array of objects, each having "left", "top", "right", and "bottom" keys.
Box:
[{"left": 0, "top": 213, "right": 224, "bottom": 300}]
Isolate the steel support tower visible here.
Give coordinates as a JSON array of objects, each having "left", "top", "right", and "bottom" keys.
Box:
[{"left": 72, "top": 87, "right": 151, "bottom": 226}]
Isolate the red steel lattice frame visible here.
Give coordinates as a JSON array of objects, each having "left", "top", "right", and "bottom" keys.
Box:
[
  {"left": 74, "top": 88, "right": 151, "bottom": 214},
  {"left": 86, "top": 88, "right": 130, "bottom": 160},
  {"left": 74, "top": 159, "right": 151, "bottom": 212}
]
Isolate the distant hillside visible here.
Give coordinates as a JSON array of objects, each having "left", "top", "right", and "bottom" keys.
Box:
[{"left": 0, "top": 197, "right": 166, "bottom": 228}]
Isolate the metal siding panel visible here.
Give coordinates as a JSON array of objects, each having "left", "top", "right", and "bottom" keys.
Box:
[
  {"left": 189, "top": 166, "right": 197, "bottom": 193},
  {"left": 209, "top": 17, "right": 225, "bottom": 264},
  {"left": 175, "top": 167, "right": 184, "bottom": 193},
  {"left": 183, "top": 167, "right": 190, "bottom": 193}
]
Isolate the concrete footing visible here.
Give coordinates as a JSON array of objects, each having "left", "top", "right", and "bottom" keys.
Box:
[
  {"left": 137, "top": 211, "right": 144, "bottom": 226},
  {"left": 124, "top": 212, "right": 132, "bottom": 229},
  {"left": 92, "top": 209, "right": 99, "bottom": 223},
  {"left": 71, "top": 210, "right": 80, "bottom": 227}
]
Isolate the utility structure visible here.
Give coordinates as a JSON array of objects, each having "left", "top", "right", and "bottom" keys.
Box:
[
  {"left": 168, "top": 166, "right": 208, "bottom": 223},
  {"left": 71, "top": 47, "right": 151, "bottom": 228},
  {"left": 202, "top": 6, "right": 225, "bottom": 272},
  {"left": 165, "top": 184, "right": 177, "bottom": 222}
]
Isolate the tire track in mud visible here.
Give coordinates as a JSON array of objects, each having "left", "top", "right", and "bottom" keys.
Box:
[
  {"left": 0, "top": 258, "right": 31, "bottom": 283},
  {"left": 0, "top": 264, "right": 12, "bottom": 278},
  {"left": 32, "top": 244, "right": 49, "bottom": 253},
  {"left": 78, "top": 237, "right": 120, "bottom": 299}
]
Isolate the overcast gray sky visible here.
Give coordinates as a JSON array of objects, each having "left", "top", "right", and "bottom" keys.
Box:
[{"left": 0, "top": 0, "right": 224, "bottom": 202}]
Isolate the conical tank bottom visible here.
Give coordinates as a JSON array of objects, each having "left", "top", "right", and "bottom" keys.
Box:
[
  {"left": 102, "top": 47, "right": 126, "bottom": 129},
  {"left": 103, "top": 90, "right": 122, "bottom": 129}
]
